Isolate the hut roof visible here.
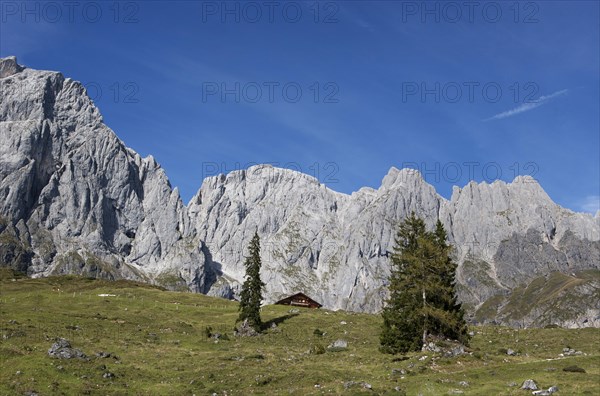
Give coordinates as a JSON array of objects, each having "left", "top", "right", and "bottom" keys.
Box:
[{"left": 275, "top": 292, "right": 322, "bottom": 308}]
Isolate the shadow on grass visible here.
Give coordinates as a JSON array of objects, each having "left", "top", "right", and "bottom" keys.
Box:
[{"left": 262, "top": 313, "right": 299, "bottom": 331}]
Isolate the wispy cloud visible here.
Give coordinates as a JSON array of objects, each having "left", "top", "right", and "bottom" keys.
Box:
[
  {"left": 578, "top": 195, "right": 600, "bottom": 214},
  {"left": 484, "top": 89, "right": 568, "bottom": 121}
]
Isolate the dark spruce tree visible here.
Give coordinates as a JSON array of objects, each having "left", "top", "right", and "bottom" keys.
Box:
[
  {"left": 380, "top": 213, "right": 469, "bottom": 354},
  {"left": 237, "top": 232, "right": 265, "bottom": 332},
  {"left": 431, "top": 220, "right": 470, "bottom": 344}
]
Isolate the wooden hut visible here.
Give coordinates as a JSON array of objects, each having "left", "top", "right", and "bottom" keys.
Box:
[{"left": 275, "top": 292, "right": 322, "bottom": 309}]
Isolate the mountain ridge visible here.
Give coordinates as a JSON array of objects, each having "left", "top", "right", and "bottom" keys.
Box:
[{"left": 1, "top": 56, "right": 598, "bottom": 327}]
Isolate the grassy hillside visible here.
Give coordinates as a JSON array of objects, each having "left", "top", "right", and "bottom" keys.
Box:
[
  {"left": 1, "top": 269, "right": 598, "bottom": 395},
  {"left": 475, "top": 270, "right": 600, "bottom": 327}
]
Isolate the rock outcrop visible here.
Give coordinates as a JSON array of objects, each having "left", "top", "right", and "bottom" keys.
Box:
[
  {"left": 1, "top": 57, "right": 599, "bottom": 327},
  {"left": 0, "top": 56, "right": 208, "bottom": 292}
]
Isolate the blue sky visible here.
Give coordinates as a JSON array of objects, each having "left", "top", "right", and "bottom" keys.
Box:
[{"left": 1, "top": 1, "right": 599, "bottom": 213}]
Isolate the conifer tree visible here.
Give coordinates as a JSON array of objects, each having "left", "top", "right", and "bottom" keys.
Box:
[
  {"left": 431, "top": 220, "right": 470, "bottom": 344},
  {"left": 237, "top": 232, "right": 265, "bottom": 331},
  {"left": 380, "top": 213, "right": 469, "bottom": 354}
]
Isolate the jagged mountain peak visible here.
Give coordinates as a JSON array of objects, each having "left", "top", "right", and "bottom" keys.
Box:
[
  {"left": 449, "top": 174, "right": 553, "bottom": 207},
  {"left": 1, "top": 57, "right": 598, "bottom": 328},
  {"left": 0, "top": 56, "right": 24, "bottom": 78},
  {"left": 222, "top": 163, "right": 323, "bottom": 187},
  {"left": 380, "top": 166, "right": 426, "bottom": 190}
]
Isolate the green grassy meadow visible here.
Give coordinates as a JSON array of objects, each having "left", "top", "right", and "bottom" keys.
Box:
[{"left": 1, "top": 270, "right": 598, "bottom": 395}]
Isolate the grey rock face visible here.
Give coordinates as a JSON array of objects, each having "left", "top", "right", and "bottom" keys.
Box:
[
  {"left": 189, "top": 166, "right": 443, "bottom": 313},
  {"left": 192, "top": 164, "right": 599, "bottom": 325},
  {"left": 0, "top": 56, "right": 23, "bottom": 78},
  {"left": 0, "top": 57, "right": 207, "bottom": 291},
  {"left": 1, "top": 57, "right": 599, "bottom": 327}
]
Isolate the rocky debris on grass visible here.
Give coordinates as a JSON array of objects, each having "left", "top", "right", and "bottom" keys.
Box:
[
  {"left": 422, "top": 335, "right": 467, "bottom": 357},
  {"left": 328, "top": 339, "right": 348, "bottom": 349},
  {"left": 507, "top": 382, "right": 518, "bottom": 387},
  {"left": 102, "top": 372, "right": 116, "bottom": 379},
  {"left": 560, "top": 347, "right": 583, "bottom": 356},
  {"left": 288, "top": 309, "right": 300, "bottom": 314},
  {"left": 458, "top": 381, "right": 469, "bottom": 387},
  {"left": 22, "top": 391, "right": 38, "bottom": 396},
  {"left": 47, "top": 338, "right": 87, "bottom": 360},
  {"left": 446, "top": 345, "right": 466, "bottom": 357},
  {"left": 65, "top": 325, "right": 81, "bottom": 331},
  {"left": 423, "top": 342, "right": 441, "bottom": 353},
  {"left": 392, "top": 368, "right": 407, "bottom": 375},
  {"left": 521, "top": 379, "right": 538, "bottom": 390},
  {"left": 343, "top": 381, "right": 372, "bottom": 390},
  {"left": 532, "top": 386, "right": 559, "bottom": 395},
  {"left": 235, "top": 319, "right": 259, "bottom": 337},
  {"left": 145, "top": 333, "right": 159, "bottom": 344},
  {"left": 506, "top": 348, "right": 517, "bottom": 356},
  {"left": 95, "top": 351, "right": 112, "bottom": 358}
]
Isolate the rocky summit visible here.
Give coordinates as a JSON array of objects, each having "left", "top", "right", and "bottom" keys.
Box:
[{"left": 1, "top": 57, "right": 599, "bottom": 327}]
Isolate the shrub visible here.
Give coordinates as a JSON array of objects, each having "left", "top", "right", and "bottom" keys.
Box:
[
  {"left": 309, "top": 344, "right": 326, "bottom": 355},
  {"left": 255, "top": 375, "right": 272, "bottom": 386},
  {"left": 563, "top": 365, "right": 586, "bottom": 373},
  {"left": 204, "top": 326, "right": 213, "bottom": 339}
]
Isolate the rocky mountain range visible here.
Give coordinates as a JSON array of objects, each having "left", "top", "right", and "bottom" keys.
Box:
[{"left": 1, "top": 56, "right": 599, "bottom": 328}]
